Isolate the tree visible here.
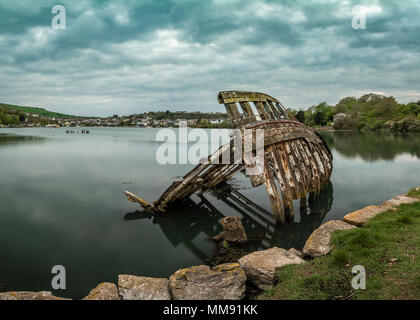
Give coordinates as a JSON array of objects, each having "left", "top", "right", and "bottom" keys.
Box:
[
  {"left": 295, "top": 110, "right": 305, "bottom": 123},
  {"left": 314, "top": 111, "right": 326, "bottom": 125}
]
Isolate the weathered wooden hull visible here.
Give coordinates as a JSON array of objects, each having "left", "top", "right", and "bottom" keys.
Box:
[{"left": 125, "top": 91, "right": 333, "bottom": 224}]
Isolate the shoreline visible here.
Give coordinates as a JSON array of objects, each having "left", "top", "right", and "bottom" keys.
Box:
[{"left": 2, "top": 126, "right": 420, "bottom": 134}]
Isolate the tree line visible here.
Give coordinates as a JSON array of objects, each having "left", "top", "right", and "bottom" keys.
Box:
[
  {"left": 289, "top": 94, "right": 420, "bottom": 132},
  {"left": 0, "top": 106, "right": 26, "bottom": 125}
]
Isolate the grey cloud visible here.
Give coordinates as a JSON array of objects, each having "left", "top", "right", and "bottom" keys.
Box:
[{"left": 0, "top": 0, "right": 419, "bottom": 116}]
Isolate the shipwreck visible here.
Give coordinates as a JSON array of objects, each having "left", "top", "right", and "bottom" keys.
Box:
[{"left": 125, "top": 91, "right": 333, "bottom": 224}]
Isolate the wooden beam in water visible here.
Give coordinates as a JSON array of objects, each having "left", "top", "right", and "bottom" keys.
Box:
[{"left": 263, "top": 146, "right": 286, "bottom": 224}]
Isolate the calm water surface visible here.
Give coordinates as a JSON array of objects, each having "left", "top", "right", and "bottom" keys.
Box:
[{"left": 1, "top": 128, "right": 419, "bottom": 298}]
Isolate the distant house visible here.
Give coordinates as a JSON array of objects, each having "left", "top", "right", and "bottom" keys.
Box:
[
  {"left": 333, "top": 113, "right": 347, "bottom": 123},
  {"left": 174, "top": 119, "right": 188, "bottom": 126},
  {"left": 333, "top": 113, "right": 349, "bottom": 129}
]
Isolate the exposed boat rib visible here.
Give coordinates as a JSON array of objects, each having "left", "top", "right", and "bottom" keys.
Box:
[{"left": 125, "top": 91, "right": 333, "bottom": 224}]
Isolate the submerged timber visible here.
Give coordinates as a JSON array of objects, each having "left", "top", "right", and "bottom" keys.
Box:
[{"left": 125, "top": 91, "right": 333, "bottom": 224}]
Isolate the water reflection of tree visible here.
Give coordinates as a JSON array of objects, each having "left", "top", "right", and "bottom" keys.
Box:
[
  {"left": 320, "top": 131, "right": 420, "bottom": 161},
  {"left": 0, "top": 135, "right": 46, "bottom": 148},
  {"left": 124, "top": 181, "right": 333, "bottom": 261}
]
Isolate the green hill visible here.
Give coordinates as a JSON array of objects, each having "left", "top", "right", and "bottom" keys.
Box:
[{"left": 0, "top": 103, "right": 76, "bottom": 119}]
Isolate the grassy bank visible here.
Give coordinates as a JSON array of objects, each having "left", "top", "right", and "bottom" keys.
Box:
[{"left": 260, "top": 189, "right": 420, "bottom": 300}]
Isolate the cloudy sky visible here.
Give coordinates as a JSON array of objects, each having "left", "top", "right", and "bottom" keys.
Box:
[{"left": 1, "top": 0, "right": 419, "bottom": 116}]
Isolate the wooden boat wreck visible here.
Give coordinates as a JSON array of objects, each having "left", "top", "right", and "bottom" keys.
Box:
[{"left": 125, "top": 91, "right": 333, "bottom": 224}]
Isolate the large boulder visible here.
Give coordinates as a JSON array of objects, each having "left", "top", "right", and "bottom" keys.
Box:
[
  {"left": 238, "top": 247, "right": 305, "bottom": 290},
  {"left": 82, "top": 282, "right": 119, "bottom": 300},
  {"left": 288, "top": 247, "right": 304, "bottom": 259},
  {"left": 0, "top": 291, "right": 69, "bottom": 300},
  {"left": 382, "top": 194, "right": 419, "bottom": 208},
  {"left": 343, "top": 205, "right": 389, "bottom": 226},
  {"left": 169, "top": 263, "right": 246, "bottom": 300},
  {"left": 118, "top": 275, "right": 171, "bottom": 300},
  {"left": 213, "top": 216, "right": 248, "bottom": 244},
  {"left": 303, "top": 220, "right": 356, "bottom": 257}
]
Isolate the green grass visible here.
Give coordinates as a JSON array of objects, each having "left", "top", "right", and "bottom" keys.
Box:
[
  {"left": 259, "top": 201, "right": 420, "bottom": 300},
  {"left": 0, "top": 103, "right": 76, "bottom": 119},
  {"left": 408, "top": 187, "right": 420, "bottom": 199}
]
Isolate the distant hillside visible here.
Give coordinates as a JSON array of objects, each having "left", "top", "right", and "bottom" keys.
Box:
[{"left": 0, "top": 103, "right": 76, "bottom": 119}]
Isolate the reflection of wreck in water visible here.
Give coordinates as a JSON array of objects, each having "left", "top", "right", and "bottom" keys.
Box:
[
  {"left": 125, "top": 91, "right": 333, "bottom": 225},
  {"left": 125, "top": 182, "right": 333, "bottom": 260}
]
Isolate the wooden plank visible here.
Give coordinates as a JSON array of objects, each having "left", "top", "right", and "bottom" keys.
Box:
[
  {"left": 314, "top": 144, "right": 330, "bottom": 185},
  {"left": 267, "top": 100, "right": 283, "bottom": 120},
  {"left": 239, "top": 101, "right": 257, "bottom": 121},
  {"left": 276, "top": 141, "right": 299, "bottom": 199},
  {"left": 286, "top": 140, "right": 307, "bottom": 199},
  {"left": 295, "top": 139, "right": 314, "bottom": 189},
  {"left": 291, "top": 139, "right": 310, "bottom": 196},
  {"left": 301, "top": 139, "right": 321, "bottom": 195},
  {"left": 310, "top": 143, "right": 327, "bottom": 186},
  {"left": 263, "top": 146, "right": 286, "bottom": 224},
  {"left": 271, "top": 144, "right": 294, "bottom": 221},
  {"left": 218, "top": 91, "right": 280, "bottom": 104},
  {"left": 275, "top": 102, "right": 290, "bottom": 120},
  {"left": 205, "top": 164, "right": 236, "bottom": 189},
  {"left": 255, "top": 101, "right": 269, "bottom": 120},
  {"left": 243, "top": 150, "right": 264, "bottom": 187},
  {"left": 225, "top": 102, "right": 242, "bottom": 126},
  {"left": 263, "top": 101, "right": 277, "bottom": 120}
]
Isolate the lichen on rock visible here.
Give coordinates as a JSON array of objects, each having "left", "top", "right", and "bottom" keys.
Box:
[
  {"left": 118, "top": 275, "right": 171, "bottom": 300},
  {"left": 303, "top": 220, "right": 356, "bottom": 257},
  {"left": 82, "top": 282, "right": 119, "bottom": 300},
  {"left": 169, "top": 263, "right": 246, "bottom": 300},
  {"left": 239, "top": 247, "right": 305, "bottom": 290}
]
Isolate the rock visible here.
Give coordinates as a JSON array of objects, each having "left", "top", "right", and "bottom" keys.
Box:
[
  {"left": 303, "top": 220, "right": 356, "bottom": 258},
  {"left": 169, "top": 263, "right": 246, "bottom": 300},
  {"left": 118, "top": 275, "right": 171, "bottom": 300},
  {"left": 288, "top": 247, "right": 304, "bottom": 259},
  {"left": 82, "top": 282, "right": 119, "bottom": 300},
  {"left": 213, "top": 216, "right": 248, "bottom": 244},
  {"left": 238, "top": 247, "right": 305, "bottom": 290},
  {"left": 343, "top": 205, "right": 389, "bottom": 226},
  {"left": 0, "top": 291, "right": 69, "bottom": 300},
  {"left": 382, "top": 194, "right": 419, "bottom": 208}
]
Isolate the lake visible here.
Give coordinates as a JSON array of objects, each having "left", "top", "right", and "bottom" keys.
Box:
[{"left": 1, "top": 127, "right": 419, "bottom": 298}]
